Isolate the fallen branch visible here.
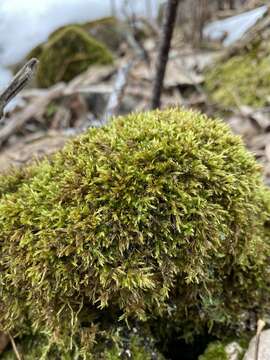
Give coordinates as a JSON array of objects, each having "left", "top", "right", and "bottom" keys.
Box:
[
  {"left": 0, "top": 58, "right": 38, "bottom": 120},
  {"left": 102, "top": 61, "right": 133, "bottom": 124},
  {"left": 0, "top": 83, "right": 65, "bottom": 146}
]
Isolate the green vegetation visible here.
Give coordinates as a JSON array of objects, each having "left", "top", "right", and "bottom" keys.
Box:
[
  {"left": 0, "top": 108, "right": 270, "bottom": 357},
  {"left": 35, "top": 25, "right": 113, "bottom": 88},
  {"left": 199, "top": 341, "right": 228, "bottom": 360},
  {"left": 47, "top": 17, "right": 125, "bottom": 54},
  {"left": 199, "top": 339, "right": 247, "bottom": 360},
  {"left": 1, "top": 328, "right": 164, "bottom": 360},
  {"left": 205, "top": 36, "right": 270, "bottom": 108}
]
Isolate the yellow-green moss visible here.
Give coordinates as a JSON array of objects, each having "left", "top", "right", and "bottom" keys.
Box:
[
  {"left": 199, "top": 341, "right": 228, "bottom": 360},
  {"left": 35, "top": 25, "right": 113, "bottom": 88},
  {"left": 199, "top": 339, "right": 246, "bottom": 360},
  {"left": 0, "top": 109, "right": 270, "bottom": 356},
  {"left": 205, "top": 37, "right": 270, "bottom": 108}
]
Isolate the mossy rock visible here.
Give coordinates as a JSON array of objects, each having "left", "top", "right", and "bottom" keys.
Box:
[
  {"left": 199, "top": 339, "right": 246, "bottom": 360},
  {"left": 204, "top": 34, "right": 270, "bottom": 108},
  {"left": 49, "top": 17, "right": 125, "bottom": 53},
  {"left": 82, "top": 17, "right": 126, "bottom": 52},
  {"left": 0, "top": 109, "right": 270, "bottom": 355},
  {"left": 35, "top": 25, "right": 113, "bottom": 88}
]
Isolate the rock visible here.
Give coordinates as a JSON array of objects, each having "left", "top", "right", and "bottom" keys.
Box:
[
  {"left": 34, "top": 25, "right": 114, "bottom": 88},
  {"left": 243, "top": 329, "right": 270, "bottom": 360},
  {"left": 199, "top": 341, "right": 244, "bottom": 360},
  {"left": 225, "top": 342, "right": 243, "bottom": 360},
  {"left": 83, "top": 17, "right": 126, "bottom": 52},
  {"left": 203, "top": 5, "right": 268, "bottom": 47}
]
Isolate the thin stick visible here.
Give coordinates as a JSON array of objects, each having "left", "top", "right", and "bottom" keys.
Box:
[
  {"left": 151, "top": 0, "right": 180, "bottom": 109},
  {"left": 0, "top": 83, "right": 64, "bottom": 146},
  {"left": 255, "top": 319, "right": 265, "bottom": 360},
  {"left": 0, "top": 58, "right": 38, "bottom": 120},
  {"left": 102, "top": 61, "right": 133, "bottom": 124},
  {"left": 8, "top": 333, "right": 22, "bottom": 360}
]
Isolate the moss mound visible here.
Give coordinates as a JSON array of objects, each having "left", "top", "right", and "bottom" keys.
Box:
[
  {"left": 0, "top": 108, "right": 270, "bottom": 356},
  {"left": 35, "top": 25, "right": 113, "bottom": 88},
  {"left": 205, "top": 35, "right": 270, "bottom": 108}
]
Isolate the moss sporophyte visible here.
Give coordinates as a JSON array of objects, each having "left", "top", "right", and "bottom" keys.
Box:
[{"left": 0, "top": 108, "right": 269, "bottom": 358}]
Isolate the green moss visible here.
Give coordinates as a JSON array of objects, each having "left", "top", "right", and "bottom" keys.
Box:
[
  {"left": 1, "top": 328, "right": 164, "bottom": 360},
  {"left": 26, "top": 44, "right": 44, "bottom": 61},
  {"left": 199, "top": 341, "right": 228, "bottom": 360},
  {"left": 199, "top": 339, "right": 247, "bottom": 360},
  {"left": 0, "top": 108, "right": 270, "bottom": 356},
  {"left": 205, "top": 36, "right": 270, "bottom": 108},
  {"left": 35, "top": 25, "right": 113, "bottom": 88}
]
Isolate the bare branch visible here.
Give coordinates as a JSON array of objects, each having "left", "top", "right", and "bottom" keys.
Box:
[
  {"left": 102, "top": 61, "right": 133, "bottom": 124},
  {"left": 255, "top": 319, "right": 265, "bottom": 360},
  {"left": 0, "top": 58, "right": 38, "bottom": 119},
  {"left": 8, "top": 333, "right": 22, "bottom": 360},
  {"left": 151, "top": 0, "right": 180, "bottom": 109},
  {"left": 0, "top": 83, "right": 64, "bottom": 146}
]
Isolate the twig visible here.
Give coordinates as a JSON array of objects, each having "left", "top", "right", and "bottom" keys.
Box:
[
  {"left": 102, "top": 61, "right": 133, "bottom": 124},
  {"left": 8, "top": 332, "right": 22, "bottom": 360},
  {"left": 0, "top": 58, "right": 38, "bottom": 120},
  {"left": 151, "top": 0, "right": 180, "bottom": 109},
  {"left": 255, "top": 319, "right": 265, "bottom": 360},
  {"left": 125, "top": 15, "right": 150, "bottom": 64},
  {"left": 0, "top": 83, "right": 64, "bottom": 146}
]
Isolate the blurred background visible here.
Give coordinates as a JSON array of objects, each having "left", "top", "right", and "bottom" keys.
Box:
[
  {"left": 0, "top": 0, "right": 164, "bottom": 85},
  {"left": 0, "top": 0, "right": 269, "bottom": 180}
]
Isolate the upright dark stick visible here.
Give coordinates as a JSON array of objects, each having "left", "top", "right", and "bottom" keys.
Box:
[{"left": 151, "top": 0, "right": 180, "bottom": 110}]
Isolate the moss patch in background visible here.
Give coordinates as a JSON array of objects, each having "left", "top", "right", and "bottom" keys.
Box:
[
  {"left": 204, "top": 34, "right": 270, "bottom": 109},
  {"left": 0, "top": 109, "right": 270, "bottom": 357},
  {"left": 48, "top": 17, "right": 126, "bottom": 54},
  {"left": 35, "top": 25, "right": 113, "bottom": 88}
]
